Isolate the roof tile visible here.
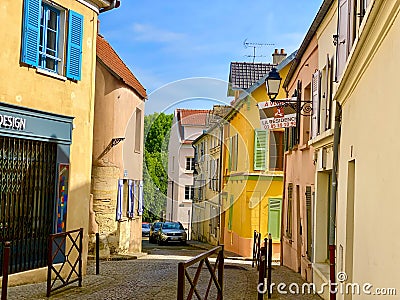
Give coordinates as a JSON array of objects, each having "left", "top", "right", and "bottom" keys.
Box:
[{"left": 229, "top": 62, "right": 274, "bottom": 90}]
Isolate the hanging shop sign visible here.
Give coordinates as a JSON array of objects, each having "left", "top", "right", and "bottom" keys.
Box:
[{"left": 260, "top": 113, "right": 296, "bottom": 129}]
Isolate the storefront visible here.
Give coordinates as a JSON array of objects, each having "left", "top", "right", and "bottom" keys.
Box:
[{"left": 0, "top": 102, "right": 73, "bottom": 275}]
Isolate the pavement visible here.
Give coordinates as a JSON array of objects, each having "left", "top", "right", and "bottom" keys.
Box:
[{"left": 4, "top": 240, "right": 322, "bottom": 300}]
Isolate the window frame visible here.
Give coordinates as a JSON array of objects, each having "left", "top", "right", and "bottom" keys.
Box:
[{"left": 184, "top": 185, "right": 194, "bottom": 200}]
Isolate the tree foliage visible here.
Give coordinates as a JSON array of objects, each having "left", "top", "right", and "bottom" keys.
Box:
[{"left": 142, "top": 113, "right": 173, "bottom": 222}]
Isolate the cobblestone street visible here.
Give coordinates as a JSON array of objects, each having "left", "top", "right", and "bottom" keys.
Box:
[{"left": 5, "top": 240, "right": 322, "bottom": 299}]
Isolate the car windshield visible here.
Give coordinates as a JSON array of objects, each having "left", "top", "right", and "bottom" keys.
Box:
[
  {"left": 153, "top": 222, "right": 162, "bottom": 229},
  {"left": 162, "top": 223, "right": 184, "bottom": 230}
]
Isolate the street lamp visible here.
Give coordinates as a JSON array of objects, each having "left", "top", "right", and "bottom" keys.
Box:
[
  {"left": 265, "top": 68, "right": 312, "bottom": 115},
  {"left": 265, "top": 67, "right": 281, "bottom": 101}
]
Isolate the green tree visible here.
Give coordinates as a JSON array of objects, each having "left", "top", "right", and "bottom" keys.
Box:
[{"left": 142, "top": 113, "right": 173, "bottom": 221}]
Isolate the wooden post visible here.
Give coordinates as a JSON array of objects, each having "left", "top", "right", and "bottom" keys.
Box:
[
  {"left": 218, "top": 245, "right": 224, "bottom": 299},
  {"left": 177, "top": 262, "right": 185, "bottom": 300},
  {"left": 267, "top": 234, "right": 273, "bottom": 299},
  {"left": 96, "top": 232, "right": 100, "bottom": 275}
]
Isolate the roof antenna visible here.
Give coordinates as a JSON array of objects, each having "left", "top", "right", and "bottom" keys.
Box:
[{"left": 243, "top": 39, "right": 274, "bottom": 63}]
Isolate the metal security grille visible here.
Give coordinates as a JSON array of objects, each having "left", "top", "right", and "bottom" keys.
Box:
[{"left": 0, "top": 136, "right": 57, "bottom": 275}]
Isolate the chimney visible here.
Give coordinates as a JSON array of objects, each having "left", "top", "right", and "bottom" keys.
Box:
[{"left": 272, "top": 48, "right": 287, "bottom": 65}]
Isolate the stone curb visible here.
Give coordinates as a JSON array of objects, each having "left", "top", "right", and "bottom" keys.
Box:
[{"left": 87, "top": 252, "right": 148, "bottom": 261}]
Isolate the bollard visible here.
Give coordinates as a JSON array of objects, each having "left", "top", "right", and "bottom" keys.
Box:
[
  {"left": 2, "top": 242, "right": 11, "bottom": 300},
  {"left": 96, "top": 232, "right": 100, "bottom": 275},
  {"left": 267, "top": 234, "right": 273, "bottom": 299}
]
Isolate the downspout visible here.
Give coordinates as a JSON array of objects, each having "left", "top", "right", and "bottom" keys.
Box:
[
  {"left": 329, "top": 101, "right": 342, "bottom": 300},
  {"left": 99, "top": 0, "right": 120, "bottom": 14}
]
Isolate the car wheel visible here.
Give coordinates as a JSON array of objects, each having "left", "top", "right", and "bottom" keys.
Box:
[
  {"left": 157, "top": 238, "right": 163, "bottom": 246},
  {"left": 180, "top": 241, "right": 187, "bottom": 246}
]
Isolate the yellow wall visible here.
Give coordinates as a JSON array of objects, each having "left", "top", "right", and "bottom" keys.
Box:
[{"left": 0, "top": 0, "right": 99, "bottom": 285}]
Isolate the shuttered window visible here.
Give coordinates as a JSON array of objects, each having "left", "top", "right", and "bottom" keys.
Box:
[
  {"left": 268, "top": 198, "right": 282, "bottom": 242},
  {"left": 254, "top": 129, "right": 268, "bottom": 171},
  {"left": 306, "top": 186, "right": 312, "bottom": 260},
  {"left": 228, "top": 195, "right": 234, "bottom": 230},
  {"left": 286, "top": 183, "right": 293, "bottom": 238},
  {"left": 336, "top": 0, "right": 349, "bottom": 80},
  {"left": 311, "top": 70, "right": 321, "bottom": 138},
  {"left": 21, "top": 0, "right": 83, "bottom": 80}
]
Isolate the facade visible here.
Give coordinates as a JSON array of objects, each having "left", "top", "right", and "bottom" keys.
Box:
[
  {"left": 0, "top": 0, "right": 117, "bottom": 285},
  {"left": 280, "top": 3, "right": 336, "bottom": 281},
  {"left": 219, "top": 56, "right": 290, "bottom": 259},
  {"left": 192, "top": 106, "right": 229, "bottom": 246},
  {"left": 90, "top": 35, "right": 147, "bottom": 256},
  {"left": 332, "top": 0, "right": 400, "bottom": 299},
  {"left": 166, "top": 109, "right": 210, "bottom": 238}
]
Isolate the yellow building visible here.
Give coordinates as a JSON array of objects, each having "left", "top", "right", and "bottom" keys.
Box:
[
  {"left": 221, "top": 54, "right": 293, "bottom": 258},
  {"left": 0, "top": 0, "right": 118, "bottom": 285}
]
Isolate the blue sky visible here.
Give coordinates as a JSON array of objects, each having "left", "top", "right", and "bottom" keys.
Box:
[{"left": 99, "top": 1, "right": 323, "bottom": 114}]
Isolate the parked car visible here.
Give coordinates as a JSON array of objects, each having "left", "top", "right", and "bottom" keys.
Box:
[
  {"left": 157, "top": 222, "right": 187, "bottom": 245},
  {"left": 149, "top": 222, "right": 163, "bottom": 243},
  {"left": 142, "top": 223, "right": 151, "bottom": 237}
]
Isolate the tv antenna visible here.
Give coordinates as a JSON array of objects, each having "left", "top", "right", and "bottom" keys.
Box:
[{"left": 243, "top": 39, "right": 275, "bottom": 63}]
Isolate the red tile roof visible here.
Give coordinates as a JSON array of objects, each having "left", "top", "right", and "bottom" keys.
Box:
[
  {"left": 96, "top": 34, "right": 147, "bottom": 99},
  {"left": 178, "top": 109, "right": 210, "bottom": 126}
]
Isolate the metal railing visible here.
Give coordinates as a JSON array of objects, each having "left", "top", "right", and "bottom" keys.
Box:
[
  {"left": 252, "top": 230, "right": 261, "bottom": 269},
  {"left": 177, "top": 245, "right": 224, "bottom": 300},
  {"left": 257, "top": 234, "right": 273, "bottom": 300},
  {"left": 46, "top": 228, "right": 83, "bottom": 297}
]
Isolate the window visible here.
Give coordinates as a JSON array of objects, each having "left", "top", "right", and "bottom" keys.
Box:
[
  {"left": 269, "top": 131, "right": 284, "bottom": 171},
  {"left": 22, "top": 0, "right": 83, "bottom": 80},
  {"left": 185, "top": 157, "right": 194, "bottom": 171},
  {"left": 229, "top": 134, "right": 238, "bottom": 171},
  {"left": 286, "top": 183, "right": 293, "bottom": 238},
  {"left": 268, "top": 198, "right": 282, "bottom": 242},
  {"left": 135, "top": 108, "right": 142, "bottom": 152},
  {"left": 254, "top": 129, "right": 268, "bottom": 171},
  {"left": 185, "top": 185, "right": 194, "bottom": 200}
]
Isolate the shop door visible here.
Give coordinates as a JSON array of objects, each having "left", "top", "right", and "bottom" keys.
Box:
[{"left": 0, "top": 137, "right": 57, "bottom": 275}]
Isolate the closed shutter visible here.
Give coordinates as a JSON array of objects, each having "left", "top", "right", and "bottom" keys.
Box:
[
  {"left": 228, "top": 137, "right": 232, "bottom": 171},
  {"left": 336, "top": 0, "right": 349, "bottom": 79},
  {"left": 306, "top": 186, "right": 312, "bottom": 260},
  {"left": 138, "top": 180, "right": 143, "bottom": 215},
  {"left": 311, "top": 70, "right": 321, "bottom": 138},
  {"left": 66, "top": 10, "right": 83, "bottom": 80},
  {"left": 254, "top": 129, "right": 268, "bottom": 170},
  {"left": 21, "top": 0, "right": 41, "bottom": 66},
  {"left": 228, "top": 195, "right": 234, "bottom": 230},
  {"left": 287, "top": 183, "right": 293, "bottom": 237},
  {"left": 268, "top": 198, "right": 282, "bottom": 241},
  {"left": 127, "top": 180, "right": 134, "bottom": 218},
  {"left": 116, "top": 179, "right": 123, "bottom": 221}
]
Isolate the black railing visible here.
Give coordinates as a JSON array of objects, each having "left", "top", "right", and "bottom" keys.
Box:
[
  {"left": 257, "top": 234, "right": 273, "bottom": 299},
  {"left": 177, "top": 245, "right": 224, "bottom": 300},
  {"left": 252, "top": 230, "right": 261, "bottom": 269},
  {"left": 46, "top": 228, "right": 83, "bottom": 297}
]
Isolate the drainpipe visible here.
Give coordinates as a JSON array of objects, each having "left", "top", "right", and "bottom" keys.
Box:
[
  {"left": 329, "top": 101, "right": 342, "bottom": 300},
  {"left": 99, "top": 0, "right": 120, "bottom": 13}
]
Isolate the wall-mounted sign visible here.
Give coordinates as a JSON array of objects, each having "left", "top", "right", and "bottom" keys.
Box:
[
  {"left": 0, "top": 114, "right": 26, "bottom": 130},
  {"left": 260, "top": 113, "right": 297, "bottom": 130}
]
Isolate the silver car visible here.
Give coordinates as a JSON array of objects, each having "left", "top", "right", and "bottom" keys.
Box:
[{"left": 157, "top": 222, "right": 187, "bottom": 245}]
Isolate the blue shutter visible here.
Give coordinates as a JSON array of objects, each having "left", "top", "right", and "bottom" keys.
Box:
[
  {"left": 138, "top": 181, "right": 143, "bottom": 216},
  {"left": 116, "top": 179, "right": 123, "bottom": 221},
  {"left": 66, "top": 10, "right": 83, "bottom": 80},
  {"left": 21, "top": 0, "right": 41, "bottom": 66}
]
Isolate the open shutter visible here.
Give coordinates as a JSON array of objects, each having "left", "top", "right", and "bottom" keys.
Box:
[
  {"left": 138, "top": 180, "right": 143, "bottom": 215},
  {"left": 336, "top": 0, "right": 349, "bottom": 80},
  {"left": 306, "top": 186, "right": 313, "bottom": 260},
  {"left": 21, "top": 0, "right": 41, "bottom": 66},
  {"left": 66, "top": 10, "right": 83, "bottom": 80},
  {"left": 116, "top": 179, "right": 123, "bottom": 221},
  {"left": 254, "top": 129, "right": 268, "bottom": 170},
  {"left": 228, "top": 195, "right": 234, "bottom": 230},
  {"left": 311, "top": 70, "right": 321, "bottom": 138},
  {"left": 228, "top": 137, "right": 232, "bottom": 171},
  {"left": 268, "top": 198, "right": 282, "bottom": 242}
]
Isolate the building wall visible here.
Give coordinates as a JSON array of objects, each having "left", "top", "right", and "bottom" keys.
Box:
[
  {"left": 282, "top": 35, "right": 318, "bottom": 280},
  {"left": 90, "top": 62, "right": 145, "bottom": 255},
  {"left": 0, "top": 0, "right": 100, "bottom": 285},
  {"left": 335, "top": 1, "right": 400, "bottom": 298}
]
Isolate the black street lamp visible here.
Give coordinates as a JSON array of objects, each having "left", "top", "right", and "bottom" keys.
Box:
[{"left": 265, "top": 68, "right": 312, "bottom": 115}]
